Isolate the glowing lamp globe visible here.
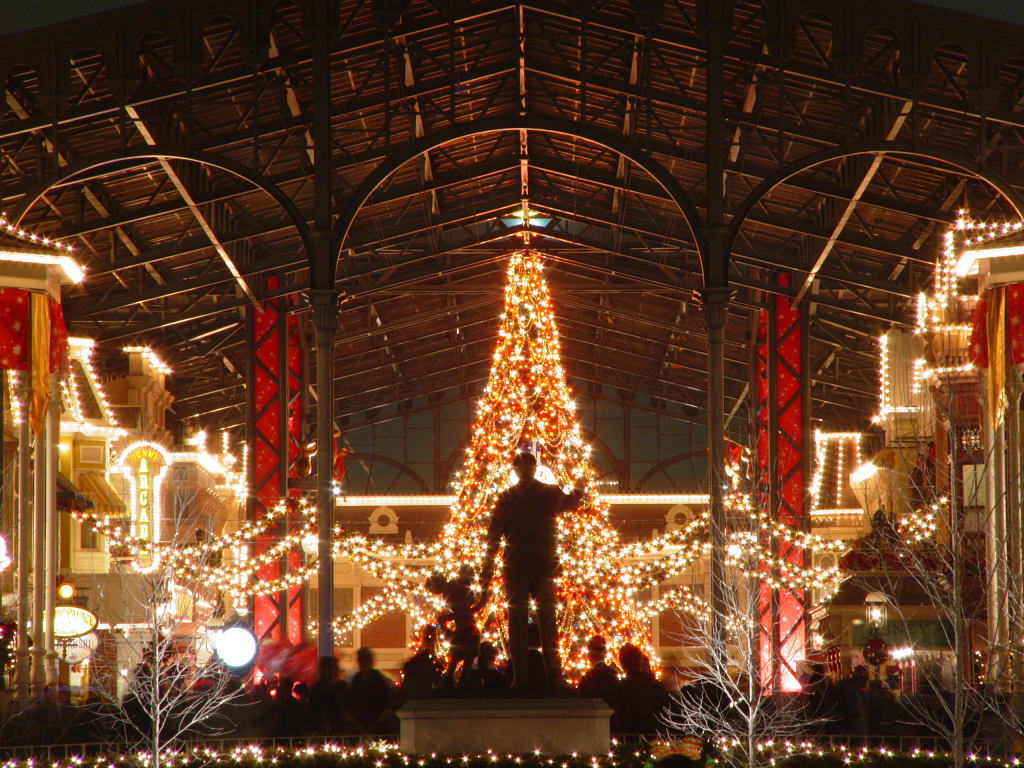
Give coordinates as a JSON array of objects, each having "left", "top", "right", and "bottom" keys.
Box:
[
  {"left": 864, "top": 591, "right": 889, "bottom": 629},
  {"left": 301, "top": 533, "right": 319, "bottom": 556},
  {"left": 213, "top": 627, "right": 257, "bottom": 668}
]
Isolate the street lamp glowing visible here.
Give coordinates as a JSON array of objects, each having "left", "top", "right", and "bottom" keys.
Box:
[
  {"left": 213, "top": 626, "right": 258, "bottom": 668},
  {"left": 865, "top": 591, "right": 888, "bottom": 629}
]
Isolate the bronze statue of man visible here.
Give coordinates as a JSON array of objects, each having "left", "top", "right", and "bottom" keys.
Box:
[{"left": 479, "top": 451, "right": 582, "bottom": 690}]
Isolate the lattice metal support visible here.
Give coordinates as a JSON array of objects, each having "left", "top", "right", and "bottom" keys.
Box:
[
  {"left": 247, "top": 278, "right": 305, "bottom": 644},
  {"left": 754, "top": 274, "right": 810, "bottom": 692}
]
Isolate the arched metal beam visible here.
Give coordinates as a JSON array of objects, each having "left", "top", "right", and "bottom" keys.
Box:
[
  {"left": 637, "top": 450, "right": 707, "bottom": 489},
  {"left": 326, "top": 116, "right": 707, "bottom": 289},
  {"left": 10, "top": 146, "right": 312, "bottom": 256},
  {"left": 728, "top": 140, "right": 1024, "bottom": 255}
]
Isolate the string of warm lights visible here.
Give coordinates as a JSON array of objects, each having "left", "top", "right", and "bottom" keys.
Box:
[
  {"left": 0, "top": 738, "right": 1017, "bottom": 768},
  {"left": 912, "top": 359, "right": 975, "bottom": 394},
  {"left": 7, "top": 370, "right": 23, "bottom": 425},
  {"left": 123, "top": 345, "right": 172, "bottom": 375},
  {"left": 62, "top": 369, "right": 85, "bottom": 422},
  {"left": 898, "top": 500, "right": 944, "bottom": 542},
  {"left": 0, "top": 533, "right": 10, "bottom": 573},
  {"left": 915, "top": 211, "right": 990, "bottom": 339},
  {"left": 243, "top": 560, "right": 321, "bottom": 598},
  {"left": 0, "top": 214, "right": 84, "bottom": 282},
  {"left": 724, "top": 534, "right": 843, "bottom": 592},
  {"left": 809, "top": 430, "right": 863, "bottom": 513},
  {"left": 643, "top": 584, "right": 712, "bottom": 623},
  {"left": 748, "top": 511, "right": 849, "bottom": 554},
  {"left": 67, "top": 336, "right": 121, "bottom": 427},
  {"left": 326, "top": 584, "right": 443, "bottom": 638},
  {"left": 0, "top": 213, "right": 74, "bottom": 252},
  {"left": 73, "top": 498, "right": 320, "bottom": 598},
  {"left": 72, "top": 501, "right": 297, "bottom": 561},
  {"left": 873, "top": 333, "right": 922, "bottom": 424}
]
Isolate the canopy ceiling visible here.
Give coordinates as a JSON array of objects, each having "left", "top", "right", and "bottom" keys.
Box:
[{"left": 3, "top": 0, "right": 1024, "bottom": 435}]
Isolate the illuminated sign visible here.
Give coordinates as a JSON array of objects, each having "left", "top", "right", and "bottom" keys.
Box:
[
  {"left": 113, "top": 442, "right": 171, "bottom": 559},
  {"left": 58, "top": 631, "right": 99, "bottom": 664},
  {"left": 53, "top": 606, "right": 98, "bottom": 638}
]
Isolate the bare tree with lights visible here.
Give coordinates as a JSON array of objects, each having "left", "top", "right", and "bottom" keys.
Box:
[
  {"left": 81, "top": 475, "right": 253, "bottom": 767},
  {"left": 843, "top": 218, "right": 1024, "bottom": 768},
  {"left": 663, "top": 495, "right": 831, "bottom": 768},
  {"left": 845, "top": 419, "right": 1024, "bottom": 767}
]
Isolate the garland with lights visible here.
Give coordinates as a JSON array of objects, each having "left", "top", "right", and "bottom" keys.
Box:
[
  {"left": 897, "top": 500, "right": 943, "bottom": 542},
  {"left": 0, "top": 739, "right": 1011, "bottom": 768},
  {"left": 72, "top": 497, "right": 319, "bottom": 598}
]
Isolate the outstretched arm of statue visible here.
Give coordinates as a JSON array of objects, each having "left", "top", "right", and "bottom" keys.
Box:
[{"left": 561, "top": 483, "right": 585, "bottom": 510}]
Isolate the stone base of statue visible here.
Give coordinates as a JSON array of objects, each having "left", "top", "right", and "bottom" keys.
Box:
[{"left": 397, "top": 698, "right": 612, "bottom": 755}]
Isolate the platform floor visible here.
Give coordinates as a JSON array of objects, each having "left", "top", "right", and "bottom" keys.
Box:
[{"left": 397, "top": 697, "right": 613, "bottom": 755}]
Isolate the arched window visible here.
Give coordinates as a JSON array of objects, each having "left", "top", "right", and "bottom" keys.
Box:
[
  {"left": 791, "top": 11, "right": 833, "bottom": 70},
  {"left": 926, "top": 43, "right": 968, "bottom": 102},
  {"left": 137, "top": 31, "right": 177, "bottom": 87},
  {"left": 202, "top": 15, "right": 244, "bottom": 76},
  {"left": 997, "top": 56, "right": 1024, "bottom": 112},
  {"left": 861, "top": 27, "right": 900, "bottom": 84}
]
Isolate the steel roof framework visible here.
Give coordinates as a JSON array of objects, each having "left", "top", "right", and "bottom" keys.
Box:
[{"left": 1, "top": 0, "right": 1024, "bottom": 432}]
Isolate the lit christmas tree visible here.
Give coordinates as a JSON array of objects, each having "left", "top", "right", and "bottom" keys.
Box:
[
  {"left": 332, "top": 249, "right": 845, "bottom": 680},
  {"left": 332, "top": 250, "right": 716, "bottom": 676},
  {"left": 439, "top": 249, "right": 657, "bottom": 676}
]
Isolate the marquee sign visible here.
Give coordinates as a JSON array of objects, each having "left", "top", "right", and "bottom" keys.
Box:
[
  {"left": 112, "top": 441, "right": 172, "bottom": 559},
  {"left": 53, "top": 605, "right": 98, "bottom": 638},
  {"left": 58, "top": 631, "right": 99, "bottom": 664}
]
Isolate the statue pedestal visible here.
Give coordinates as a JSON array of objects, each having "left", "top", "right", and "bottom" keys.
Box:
[{"left": 397, "top": 698, "right": 612, "bottom": 755}]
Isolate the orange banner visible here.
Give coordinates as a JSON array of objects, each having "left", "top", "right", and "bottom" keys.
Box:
[{"left": 29, "top": 292, "right": 50, "bottom": 434}]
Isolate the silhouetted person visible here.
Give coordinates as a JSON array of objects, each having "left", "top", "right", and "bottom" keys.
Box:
[
  {"left": 402, "top": 626, "right": 441, "bottom": 699},
  {"left": 345, "top": 647, "right": 395, "bottom": 734},
  {"left": 426, "top": 566, "right": 480, "bottom": 687},
  {"left": 800, "top": 661, "right": 834, "bottom": 729},
  {"left": 617, "top": 643, "right": 669, "bottom": 734},
  {"left": 309, "top": 656, "right": 347, "bottom": 734},
  {"left": 479, "top": 451, "right": 582, "bottom": 689},
  {"left": 266, "top": 677, "right": 308, "bottom": 737},
  {"left": 463, "top": 642, "right": 508, "bottom": 691},
  {"left": 834, "top": 665, "right": 869, "bottom": 738},
  {"left": 578, "top": 635, "right": 620, "bottom": 724}
]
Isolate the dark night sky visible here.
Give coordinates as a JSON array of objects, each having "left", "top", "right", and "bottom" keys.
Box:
[
  {"left": 4, "top": 0, "right": 145, "bottom": 36},
  {"left": 919, "top": 0, "right": 1024, "bottom": 26},
  {"left": 2, "top": 0, "right": 1024, "bottom": 43}
]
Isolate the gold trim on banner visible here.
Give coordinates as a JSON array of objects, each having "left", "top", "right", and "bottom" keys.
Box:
[{"left": 29, "top": 292, "right": 49, "bottom": 434}]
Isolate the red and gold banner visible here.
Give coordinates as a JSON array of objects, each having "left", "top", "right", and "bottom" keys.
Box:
[
  {"left": 29, "top": 293, "right": 50, "bottom": 434},
  {"left": 0, "top": 288, "right": 68, "bottom": 433},
  {"left": 969, "top": 282, "right": 1024, "bottom": 424}
]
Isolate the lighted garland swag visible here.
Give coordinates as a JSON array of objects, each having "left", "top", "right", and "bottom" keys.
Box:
[{"left": 0, "top": 747, "right": 989, "bottom": 768}]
